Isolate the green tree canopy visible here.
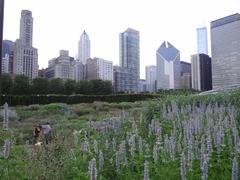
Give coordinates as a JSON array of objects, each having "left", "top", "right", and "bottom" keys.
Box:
[
  {"left": 31, "top": 77, "right": 49, "bottom": 94},
  {"left": 48, "top": 78, "right": 64, "bottom": 94},
  {"left": 64, "top": 79, "right": 76, "bottom": 95},
  {"left": 0, "top": 73, "right": 13, "bottom": 94},
  {"left": 75, "top": 80, "right": 93, "bottom": 94},
  {"left": 12, "top": 75, "right": 30, "bottom": 95}
]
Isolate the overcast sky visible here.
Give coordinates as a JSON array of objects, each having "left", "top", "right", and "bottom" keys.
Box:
[{"left": 3, "top": 0, "right": 240, "bottom": 78}]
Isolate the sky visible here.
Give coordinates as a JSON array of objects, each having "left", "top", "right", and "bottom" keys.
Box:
[{"left": 3, "top": 0, "right": 240, "bottom": 79}]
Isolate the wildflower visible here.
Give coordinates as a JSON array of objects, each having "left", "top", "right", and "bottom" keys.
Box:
[
  {"left": 144, "top": 160, "right": 149, "bottom": 180},
  {"left": 181, "top": 152, "right": 187, "bottom": 180},
  {"left": 153, "top": 143, "right": 158, "bottom": 163},
  {"left": 93, "top": 140, "right": 98, "bottom": 154},
  {"left": 2, "top": 140, "right": 11, "bottom": 159},
  {"left": 88, "top": 158, "right": 97, "bottom": 180},
  {"left": 232, "top": 157, "right": 238, "bottom": 180},
  {"left": 116, "top": 151, "right": 120, "bottom": 172},
  {"left": 201, "top": 154, "right": 208, "bottom": 180},
  {"left": 99, "top": 150, "right": 104, "bottom": 170},
  {"left": 82, "top": 140, "right": 90, "bottom": 153}
]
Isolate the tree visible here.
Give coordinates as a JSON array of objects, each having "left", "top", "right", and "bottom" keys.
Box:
[
  {"left": 31, "top": 77, "right": 49, "bottom": 94},
  {"left": 12, "top": 75, "right": 29, "bottom": 95},
  {"left": 91, "top": 79, "right": 103, "bottom": 95},
  {"left": 48, "top": 78, "right": 64, "bottom": 94},
  {"left": 64, "top": 79, "right": 76, "bottom": 95},
  {"left": 102, "top": 80, "right": 113, "bottom": 94},
  {"left": 75, "top": 80, "right": 93, "bottom": 95},
  {"left": 0, "top": 74, "right": 13, "bottom": 94}
]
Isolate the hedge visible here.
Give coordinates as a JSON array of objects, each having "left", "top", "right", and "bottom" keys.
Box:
[{"left": 0, "top": 94, "right": 162, "bottom": 106}]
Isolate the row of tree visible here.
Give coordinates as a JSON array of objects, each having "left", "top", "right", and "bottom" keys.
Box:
[{"left": 0, "top": 74, "right": 113, "bottom": 95}]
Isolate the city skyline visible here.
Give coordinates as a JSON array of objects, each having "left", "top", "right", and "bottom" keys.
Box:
[{"left": 2, "top": 0, "right": 240, "bottom": 78}]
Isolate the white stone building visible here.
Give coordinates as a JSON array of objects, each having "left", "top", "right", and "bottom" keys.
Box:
[
  {"left": 13, "top": 10, "right": 38, "bottom": 79},
  {"left": 78, "top": 31, "right": 90, "bottom": 65}
]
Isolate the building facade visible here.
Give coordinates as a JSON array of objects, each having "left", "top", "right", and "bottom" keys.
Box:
[
  {"left": 87, "top": 57, "right": 113, "bottom": 82},
  {"left": 191, "top": 54, "right": 212, "bottom": 91},
  {"left": 113, "top": 66, "right": 132, "bottom": 92},
  {"left": 156, "top": 41, "right": 181, "bottom": 90},
  {"left": 211, "top": 13, "right": 240, "bottom": 89},
  {"left": 119, "top": 28, "right": 140, "bottom": 92},
  {"left": 46, "top": 50, "right": 75, "bottom": 80},
  {"left": 145, "top": 65, "right": 157, "bottom": 93},
  {"left": 197, "top": 27, "right": 208, "bottom": 55},
  {"left": 13, "top": 10, "right": 38, "bottom": 79},
  {"left": 138, "top": 79, "right": 147, "bottom": 93},
  {"left": 0, "top": 0, "right": 5, "bottom": 76},
  {"left": 2, "top": 40, "right": 14, "bottom": 57},
  {"left": 180, "top": 61, "right": 191, "bottom": 89},
  {"left": 78, "top": 30, "right": 90, "bottom": 65}
]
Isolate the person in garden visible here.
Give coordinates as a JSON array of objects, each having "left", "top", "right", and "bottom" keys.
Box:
[
  {"left": 34, "top": 125, "right": 41, "bottom": 145},
  {"left": 41, "top": 122, "right": 52, "bottom": 144}
]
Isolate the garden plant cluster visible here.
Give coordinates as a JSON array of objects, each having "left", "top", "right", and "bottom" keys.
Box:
[{"left": 0, "top": 90, "right": 240, "bottom": 179}]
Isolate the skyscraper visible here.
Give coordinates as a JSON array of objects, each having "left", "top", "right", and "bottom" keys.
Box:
[
  {"left": 180, "top": 61, "right": 191, "bottom": 89},
  {"left": 197, "top": 27, "right": 208, "bottom": 55},
  {"left": 211, "top": 13, "right": 240, "bottom": 89},
  {"left": 20, "top": 10, "right": 33, "bottom": 47},
  {"left": 191, "top": 54, "right": 212, "bottom": 91},
  {"left": 119, "top": 28, "right": 140, "bottom": 92},
  {"left": 0, "top": 0, "right": 4, "bottom": 76},
  {"left": 87, "top": 57, "right": 113, "bottom": 82},
  {"left": 78, "top": 30, "right": 90, "bottom": 65},
  {"left": 13, "top": 10, "right": 38, "bottom": 79},
  {"left": 145, "top": 65, "right": 157, "bottom": 93},
  {"left": 156, "top": 41, "right": 181, "bottom": 90}
]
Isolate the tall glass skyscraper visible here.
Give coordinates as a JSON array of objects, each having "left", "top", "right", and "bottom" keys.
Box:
[
  {"left": 119, "top": 28, "right": 140, "bottom": 92},
  {"left": 197, "top": 27, "right": 208, "bottom": 55},
  {"left": 78, "top": 30, "right": 90, "bottom": 65}
]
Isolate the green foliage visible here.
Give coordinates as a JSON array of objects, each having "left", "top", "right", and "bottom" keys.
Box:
[
  {"left": 0, "top": 73, "right": 13, "bottom": 94},
  {"left": 31, "top": 77, "right": 49, "bottom": 95},
  {"left": 12, "top": 75, "right": 30, "bottom": 95},
  {"left": 48, "top": 78, "right": 64, "bottom": 94},
  {"left": 1, "top": 90, "right": 240, "bottom": 179},
  {"left": 64, "top": 79, "right": 76, "bottom": 95},
  {"left": 0, "top": 94, "right": 160, "bottom": 106}
]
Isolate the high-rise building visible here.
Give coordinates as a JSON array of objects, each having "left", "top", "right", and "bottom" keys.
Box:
[
  {"left": 113, "top": 66, "right": 132, "bottom": 92},
  {"left": 78, "top": 30, "right": 90, "bottom": 65},
  {"left": 13, "top": 10, "right": 38, "bottom": 79},
  {"left": 87, "top": 57, "right": 113, "bottom": 82},
  {"left": 1, "top": 54, "right": 8, "bottom": 73},
  {"left": 156, "top": 41, "right": 181, "bottom": 90},
  {"left": 2, "top": 40, "right": 14, "bottom": 57},
  {"left": 20, "top": 10, "right": 33, "bottom": 47},
  {"left": 0, "top": 0, "right": 5, "bottom": 76},
  {"left": 211, "top": 13, "right": 240, "bottom": 89},
  {"left": 44, "top": 50, "right": 75, "bottom": 80},
  {"left": 180, "top": 61, "right": 191, "bottom": 89},
  {"left": 191, "top": 54, "right": 212, "bottom": 91},
  {"left": 145, "top": 65, "right": 157, "bottom": 93},
  {"left": 197, "top": 27, "right": 208, "bottom": 55},
  {"left": 119, "top": 28, "right": 140, "bottom": 92},
  {"left": 74, "top": 60, "right": 84, "bottom": 81},
  {"left": 138, "top": 79, "right": 147, "bottom": 93}
]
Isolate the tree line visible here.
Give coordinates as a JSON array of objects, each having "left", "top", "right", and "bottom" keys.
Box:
[{"left": 0, "top": 74, "right": 113, "bottom": 95}]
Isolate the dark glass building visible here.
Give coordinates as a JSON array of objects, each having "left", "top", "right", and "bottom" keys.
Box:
[{"left": 191, "top": 54, "right": 212, "bottom": 91}]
